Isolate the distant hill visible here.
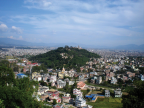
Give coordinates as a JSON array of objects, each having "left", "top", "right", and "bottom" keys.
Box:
[
  {"left": 29, "top": 46, "right": 100, "bottom": 70},
  {"left": 0, "top": 38, "right": 143, "bottom": 50},
  {"left": 0, "top": 38, "right": 49, "bottom": 46}
]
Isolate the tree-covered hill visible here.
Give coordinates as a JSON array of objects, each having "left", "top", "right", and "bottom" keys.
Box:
[{"left": 29, "top": 46, "right": 100, "bottom": 70}]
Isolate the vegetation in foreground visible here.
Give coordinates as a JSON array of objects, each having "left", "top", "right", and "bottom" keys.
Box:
[{"left": 0, "top": 61, "right": 51, "bottom": 108}]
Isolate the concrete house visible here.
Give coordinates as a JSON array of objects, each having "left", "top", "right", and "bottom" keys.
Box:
[
  {"left": 73, "top": 88, "right": 83, "bottom": 97},
  {"left": 49, "top": 75, "right": 57, "bottom": 83},
  {"left": 96, "top": 76, "right": 102, "bottom": 84},
  {"left": 140, "top": 74, "right": 144, "bottom": 81},
  {"left": 77, "top": 81, "right": 86, "bottom": 89},
  {"left": 114, "top": 88, "right": 122, "bottom": 97},
  {"left": 62, "top": 93, "right": 71, "bottom": 103},
  {"left": 57, "top": 80, "right": 66, "bottom": 88},
  {"left": 75, "top": 96, "right": 87, "bottom": 108},
  {"left": 111, "top": 77, "right": 117, "bottom": 84},
  {"left": 105, "top": 90, "right": 110, "bottom": 97}
]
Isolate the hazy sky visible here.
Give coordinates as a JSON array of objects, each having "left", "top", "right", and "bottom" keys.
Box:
[{"left": 0, "top": 0, "right": 144, "bottom": 46}]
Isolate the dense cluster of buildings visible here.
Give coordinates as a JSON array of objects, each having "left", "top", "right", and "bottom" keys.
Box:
[
  {"left": 3, "top": 47, "right": 144, "bottom": 108},
  {"left": 0, "top": 47, "right": 50, "bottom": 58}
]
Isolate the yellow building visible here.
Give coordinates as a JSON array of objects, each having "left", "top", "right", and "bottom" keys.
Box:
[
  {"left": 58, "top": 72, "right": 64, "bottom": 79},
  {"left": 32, "top": 72, "right": 40, "bottom": 79},
  {"left": 58, "top": 67, "right": 65, "bottom": 79}
]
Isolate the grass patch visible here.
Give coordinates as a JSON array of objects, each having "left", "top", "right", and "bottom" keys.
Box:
[
  {"left": 109, "top": 97, "right": 122, "bottom": 103},
  {"left": 91, "top": 90, "right": 102, "bottom": 94},
  {"left": 86, "top": 82, "right": 114, "bottom": 90},
  {"left": 109, "top": 98, "right": 116, "bottom": 102},
  {"left": 81, "top": 90, "right": 89, "bottom": 95},
  {"left": 68, "top": 106, "right": 74, "bottom": 108},
  {"left": 115, "top": 98, "right": 122, "bottom": 103},
  {"left": 87, "top": 98, "right": 123, "bottom": 108}
]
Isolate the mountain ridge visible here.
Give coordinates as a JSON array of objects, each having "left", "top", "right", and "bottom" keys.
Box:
[{"left": 0, "top": 38, "right": 143, "bottom": 50}]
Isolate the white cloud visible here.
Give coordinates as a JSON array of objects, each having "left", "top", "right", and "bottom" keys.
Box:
[
  {"left": 11, "top": 26, "right": 22, "bottom": 33},
  {"left": 8, "top": 36, "right": 23, "bottom": 40},
  {"left": 24, "top": 0, "right": 52, "bottom": 9},
  {"left": 9, "top": 0, "right": 144, "bottom": 45},
  {"left": 8, "top": 36, "right": 14, "bottom": 39},
  {"left": 18, "top": 36, "right": 23, "bottom": 40},
  {"left": 0, "top": 24, "right": 8, "bottom": 32}
]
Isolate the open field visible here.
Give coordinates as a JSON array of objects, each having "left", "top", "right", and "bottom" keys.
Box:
[
  {"left": 109, "top": 97, "right": 122, "bottom": 103},
  {"left": 91, "top": 90, "right": 103, "bottom": 94},
  {"left": 87, "top": 98, "right": 123, "bottom": 108},
  {"left": 81, "top": 90, "right": 89, "bottom": 95},
  {"left": 86, "top": 82, "right": 115, "bottom": 90}
]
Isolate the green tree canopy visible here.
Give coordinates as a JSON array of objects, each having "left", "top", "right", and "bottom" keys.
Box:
[
  {"left": 122, "top": 80, "right": 144, "bottom": 108},
  {"left": 29, "top": 47, "right": 100, "bottom": 70},
  {"left": 0, "top": 65, "right": 49, "bottom": 108}
]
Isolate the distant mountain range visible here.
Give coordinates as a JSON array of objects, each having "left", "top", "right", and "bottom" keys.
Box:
[
  {"left": 0, "top": 38, "right": 144, "bottom": 51},
  {"left": 114, "top": 44, "right": 144, "bottom": 51}
]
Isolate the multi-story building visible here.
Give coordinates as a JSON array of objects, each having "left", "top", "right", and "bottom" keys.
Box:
[
  {"left": 77, "top": 81, "right": 86, "bottom": 89},
  {"left": 38, "top": 86, "right": 49, "bottom": 95},
  {"left": 47, "top": 89, "right": 61, "bottom": 103},
  {"left": 33, "top": 76, "right": 42, "bottom": 81},
  {"left": 49, "top": 75, "right": 57, "bottom": 83},
  {"left": 114, "top": 88, "right": 122, "bottom": 97},
  {"left": 111, "top": 77, "right": 117, "bottom": 84},
  {"left": 57, "top": 80, "right": 66, "bottom": 88},
  {"left": 105, "top": 90, "right": 110, "bottom": 97},
  {"left": 140, "top": 74, "right": 144, "bottom": 81},
  {"left": 69, "top": 81, "right": 75, "bottom": 85},
  {"left": 96, "top": 76, "right": 102, "bottom": 84},
  {"left": 75, "top": 96, "right": 87, "bottom": 107},
  {"left": 62, "top": 93, "right": 71, "bottom": 103},
  {"left": 73, "top": 89, "right": 83, "bottom": 97}
]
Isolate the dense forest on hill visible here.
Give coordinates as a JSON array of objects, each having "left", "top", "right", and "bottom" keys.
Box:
[{"left": 29, "top": 46, "right": 100, "bottom": 70}]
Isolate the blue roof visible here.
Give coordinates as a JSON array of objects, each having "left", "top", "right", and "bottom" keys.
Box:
[
  {"left": 17, "top": 73, "right": 25, "bottom": 76},
  {"left": 85, "top": 94, "right": 104, "bottom": 100}
]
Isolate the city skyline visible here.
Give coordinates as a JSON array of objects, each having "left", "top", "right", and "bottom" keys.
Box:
[{"left": 0, "top": 0, "right": 144, "bottom": 46}]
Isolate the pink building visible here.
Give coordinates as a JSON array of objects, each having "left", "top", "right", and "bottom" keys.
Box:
[
  {"left": 73, "top": 89, "right": 83, "bottom": 97},
  {"left": 77, "top": 81, "right": 86, "bottom": 89},
  {"left": 47, "top": 89, "right": 61, "bottom": 103}
]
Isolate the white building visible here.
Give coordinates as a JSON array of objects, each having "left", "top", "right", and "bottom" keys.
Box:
[
  {"left": 105, "top": 90, "right": 110, "bottom": 97},
  {"left": 73, "top": 89, "right": 83, "bottom": 97},
  {"left": 49, "top": 75, "right": 57, "bottom": 83},
  {"left": 75, "top": 96, "right": 86, "bottom": 107},
  {"left": 96, "top": 76, "right": 102, "bottom": 84},
  {"left": 69, "top": 81, "right": 75, "bottom": 85},
  {"left": 114, "top": 88, "right": 122, "bottom": 97},
  {"left": 111, "top": 77, "right": 117, "bottom": 84},
  {"left": 38, "top": 86, "right": 49, "bottom": 95},
  {"left": 140, "top": 74, "right": 144, "bottom": 81},
  {"left": 57, "top": 80, "right": 66, "bottom": 88},
  {"left": 33, "top": 76, "right": 42, "bottom": 81}
]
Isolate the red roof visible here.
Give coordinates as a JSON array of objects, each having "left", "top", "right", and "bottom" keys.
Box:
[
  {"left": 77, "top": 81, "right": 85, "bottom": 88},
  {"left": 32, "top": 63, "right": 38, "bottom": 65}
]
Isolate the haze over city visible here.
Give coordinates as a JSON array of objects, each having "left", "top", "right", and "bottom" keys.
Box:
[{"left": 0, "top": 0, "right": 144, "bottom": 47}]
